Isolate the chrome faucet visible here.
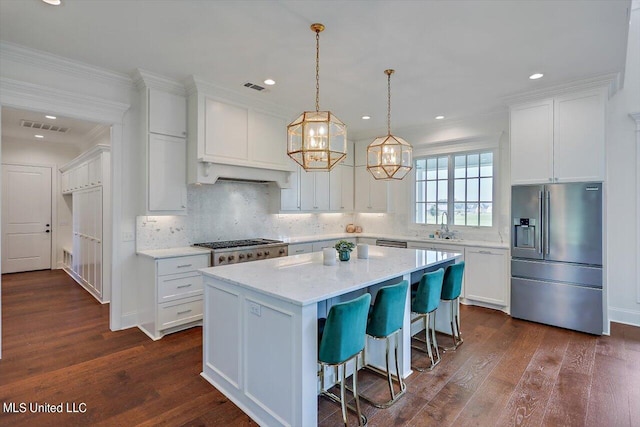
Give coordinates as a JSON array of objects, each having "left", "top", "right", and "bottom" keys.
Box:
[{"left": 440, "top": 212, "right": 449, "bottom": 233}]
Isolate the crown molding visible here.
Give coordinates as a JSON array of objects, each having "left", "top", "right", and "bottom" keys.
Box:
[
  {"left": 0, "top": 77, "right": 130, "bottom": 124},
  {"left": 630, "top": 112, "right": 640, "bottom": 127},
  {"left": 59, "top": 144, "right": 111, "bottom": 172},
  {"left": 0, "top": 41, "right": 132, "bottom": 91},
  {"left": 502, "top": 73, "right": 620, "bottom": 106},
  {"left": 131, "top": 69, "right": 186, "bottom": 95},
  {"left": 85, "top": 124, "right": 111, "bottom": 143}
]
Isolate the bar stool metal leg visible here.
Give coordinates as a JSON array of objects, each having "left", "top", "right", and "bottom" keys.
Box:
[
  {"left": 411, "top": 310, "right": 441, "bottom": 371},
  {"left": 319, "top": 355, "right": 368, "bottom": 427},
  {"left": 441, "top": 297, "right": 464, "bottom": 351}
]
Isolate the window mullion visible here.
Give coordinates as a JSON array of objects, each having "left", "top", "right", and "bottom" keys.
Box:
[{"left": 448, "top": 154, "right": 454, "bottom": 226}]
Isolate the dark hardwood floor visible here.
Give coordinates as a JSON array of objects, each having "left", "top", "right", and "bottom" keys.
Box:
[{"left": 1, "top": 270, "right": 639, "bottom": 426}]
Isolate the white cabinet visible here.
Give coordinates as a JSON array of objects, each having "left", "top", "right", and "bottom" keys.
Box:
[
  {"left": 329, "top": 165, "right": 354, "bottom": 211},
  {"left": 312, "top": 238, "right": 356, "bottom": 252},
  {"left": 70, "top": 187, "right": 104, "bottom": 301},
  {"left": 148, "top": 88, "right": 187, "bottom": 138},
  {"left": 463, "top": 247, "right": 508, "bottom": 308},
  {"left": 279, "top": 161, "right": 353, "bottom": 213},
  {"left": 355, "top": 166, "right": 392, "bottom": 212},
  {"left": 300, "top": 170, "right": 330, "bottom": 211},
  {"left": 148, "top": 134, "right": 187, "bottom": 212},
  {"left": 60, "top": 145, "right": 111, "bottom": 303},
  {"left": 138, "top": 253, "right": 209, "bottom": 340},
  {"left": 288, "top": 243, "right": 313, "bottom": 255},
  {"left": 510, "top": 87, "right": 606, "bottom": 185},
  {"left": 136, "top": 72, "right": 188, "bottom": 215}
]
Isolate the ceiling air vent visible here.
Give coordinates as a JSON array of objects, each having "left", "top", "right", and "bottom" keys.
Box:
[
  {"left": 243, "top": 82, "right": 266, "bottom": 92},
  {"left": 20, "top": 120, "right": 69, "bottom": 133}
]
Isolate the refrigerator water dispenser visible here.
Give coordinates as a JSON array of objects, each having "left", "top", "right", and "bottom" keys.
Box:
[{"left": 513, "top": 218, "right": 537, "bottom": 249}]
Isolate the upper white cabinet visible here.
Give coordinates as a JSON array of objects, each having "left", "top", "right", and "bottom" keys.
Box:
[
  {"left": 355, "top": 166, "right": 392, "bottom": 212},
  {"left": 149, "top": 89, "right": 187, "bottom": 138},
  {"left": 278, "top": 141, "right": 354, "bottom": 213},
  {"left": 148, "top": 134, "right": 187, "bottom": 212},
  {"left": 61, "top": 145, "right": 110, "bottom": 194},
  {"left": 510, "top": 87, "right": 606, "bottom": 184},
  {"left": 135, "top": 71, "right": 188, "bottom": 215}
]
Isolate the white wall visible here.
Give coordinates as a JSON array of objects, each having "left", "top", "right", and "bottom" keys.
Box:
[
  {"left": 1, "top": 138, "right": 80, "bottom": 268},
  {"left": 353, "top": 111, "right": 510, "bottom": 244},
  {"left": 605, "top": 1, "right": 640, "bottom": 327}
]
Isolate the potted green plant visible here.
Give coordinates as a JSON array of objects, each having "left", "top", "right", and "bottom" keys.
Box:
[{"left": 334, "top": 240, "right": 355, "bottom": 261}]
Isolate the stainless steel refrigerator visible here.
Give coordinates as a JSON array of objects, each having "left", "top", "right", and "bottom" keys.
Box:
[{"left": 511, "top": 182, "right": 603, "bottom": 335}]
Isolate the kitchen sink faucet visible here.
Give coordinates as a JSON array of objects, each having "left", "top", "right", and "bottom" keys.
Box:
[{"left": 440, "top": 212, "right": 449, "bottom": 233}]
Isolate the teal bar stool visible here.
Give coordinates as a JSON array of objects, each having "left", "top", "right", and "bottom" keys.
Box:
[
  {"left": 357, "top": 280, "right": 409, "bottom": 408},
  {"left": 410, "top": 268, "right": 445, "bottom": 371},
  {"left": 440, "top": 262, "right": 465, "bottom": 351},
  {"left": 318, "top": 293, "right": 371, "bottom": 427}
]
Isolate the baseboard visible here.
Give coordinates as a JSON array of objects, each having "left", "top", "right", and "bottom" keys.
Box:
[
  {"left": 120, "top": 311, "right": 138, "bottom": 330},
  {"left": 608, "top": 307, "right": 640, "bottom": 327}
]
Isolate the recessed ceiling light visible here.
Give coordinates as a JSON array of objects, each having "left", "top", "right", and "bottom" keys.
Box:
[
  {"left": 35, "top": 135, "right": 44, "bottom": 139},
  {"left": 529, "top": 73, "right": 544, "bottom": 80},
  {"left": 435, "top": 115, "right": 445, "bottom": 120},
  {"left": 45, "top": 115, "right": 57, "bottom": 120},
  {"left": 41, "top": 0, "right": 61, "bottom": 5},
  {"left": 263, "top": 79, "right": 276, "bottom": 86},
  {"left": 362, "top": 116, "right": 371, "bottom": 120}
]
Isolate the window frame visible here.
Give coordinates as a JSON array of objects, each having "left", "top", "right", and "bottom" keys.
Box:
[{"left": 413, "top": 148, "right": 497, "bottom": 229}]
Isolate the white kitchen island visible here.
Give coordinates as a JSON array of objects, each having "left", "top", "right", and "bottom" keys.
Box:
[{"left": 200, "top": 246, "right": 461, "bottom": 427}]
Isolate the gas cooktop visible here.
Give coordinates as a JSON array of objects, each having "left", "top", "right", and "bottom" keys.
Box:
[{"left": 193, "top": 238, "right": 284, "bottom": 250}]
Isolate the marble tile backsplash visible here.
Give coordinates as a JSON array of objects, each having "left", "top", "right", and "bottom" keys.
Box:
[{"left": 136, "top": 182, "right": 355, "bottom": 250}]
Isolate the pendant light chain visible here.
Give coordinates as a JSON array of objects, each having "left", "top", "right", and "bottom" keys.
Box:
[
  {"left": 387, "top": 71, "right": 392, "bottom": 135},
  {"left": 315, "top": 28, "right": 320, "bottom": 112}
]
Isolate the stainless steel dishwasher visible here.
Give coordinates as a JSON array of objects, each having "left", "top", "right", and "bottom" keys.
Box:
[{"left": 375, "top": 239, "right": 408, "bottom": 248}]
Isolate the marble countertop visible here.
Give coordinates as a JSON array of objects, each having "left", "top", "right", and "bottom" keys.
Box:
[
  {"left": 283, "top": 232, "right": 509, "bottom": 250},
  {"left": 137, "top": 246, "right": 211, "bottom": 259},
  {"left": 201, "top": 246, "right": 462, "bottom": 306}
]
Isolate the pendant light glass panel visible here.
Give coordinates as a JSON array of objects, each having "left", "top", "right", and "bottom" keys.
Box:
[
  {"left": 367, "top": 134, "right": 412, "bottom": 180},
  {"left": 288, "top": 110, "right": 346, "bottom": 171},
  {"left": 287, "top": 23, "right": 347, "bottom": 172}
]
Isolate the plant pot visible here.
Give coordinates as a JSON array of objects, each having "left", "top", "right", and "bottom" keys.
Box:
[{"left": 339, "top": 251, "right": 350, "bottom": 261}]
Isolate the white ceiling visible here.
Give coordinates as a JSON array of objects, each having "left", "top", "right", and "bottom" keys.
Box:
[
  {"left": 1, "top": 107, "right": 108, "bottom": 149},
  {"left": 0, "top": 0, "right": 631, "bottom": 139}
]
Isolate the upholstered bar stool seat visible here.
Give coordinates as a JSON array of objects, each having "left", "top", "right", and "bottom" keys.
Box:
[
  {"left": 440, "top": 262, "right": 465, "bottom": 351},
  {"left": 318, "top": 293, "right": 371, "bottom": 426},
  {"left": 410, "top": 268, "right": 444, "bottom": 371},
  {"left": 355, "top": 280, "right": 409, "bottom": 408}
]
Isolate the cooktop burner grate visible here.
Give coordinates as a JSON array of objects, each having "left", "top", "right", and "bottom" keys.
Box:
[{"left": 193, "top": 238, "right": 283, "bottom": 250}]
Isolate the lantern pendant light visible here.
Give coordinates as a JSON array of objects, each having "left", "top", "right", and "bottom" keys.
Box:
[
  {"left": 287, "top": 23, "right": 347, "bottom": 172},
  {"left": 366, "top": 69, "right": 413, "bottom": 180}
]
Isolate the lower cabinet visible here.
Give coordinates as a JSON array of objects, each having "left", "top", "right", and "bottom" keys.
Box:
[
  {"left": 463, "top": 247, "right": 509, "bottom": 309},
  {"left": 138, "top": 253, "right": 209, "bottom": 340},
  {"left": 288, "top": 242, "right": 313, "bottom": 255}
]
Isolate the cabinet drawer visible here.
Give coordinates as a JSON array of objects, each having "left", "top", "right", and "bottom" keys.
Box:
[
  {"left": 158, "top": 273, "right": 203, "bottom": 303},
  {"left": 158, "top": 298, "right": 203, "bottom": 330},
  {"left": 157, "top": 254, "right": 209, "bottom": 276},
  {"left": 289, "top": 243, "right": 313, "bottom": 255}
]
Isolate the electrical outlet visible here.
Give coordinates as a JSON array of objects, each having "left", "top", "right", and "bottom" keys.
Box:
[
  {"left": 248, "top": 301, "right": 261, "bottom": 317},
  {"left": 122, "top": 231, "right": 135, "bottom": 242}
]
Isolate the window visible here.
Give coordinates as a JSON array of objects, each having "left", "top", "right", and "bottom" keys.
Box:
[{"left": 415, "top": 151, "right": 494, "bottom": 227}]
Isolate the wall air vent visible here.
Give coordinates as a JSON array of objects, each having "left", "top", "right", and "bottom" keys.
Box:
[
  {"left": 243, "top": 82, "right": 266, "bottom": 92},
  {"left": 20, "top": 120, "right": 69, "bottom": 133}
]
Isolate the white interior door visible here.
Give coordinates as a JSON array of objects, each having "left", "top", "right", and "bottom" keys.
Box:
[{"left": 1, "top": 164, "right": 52, "bottom": 274}]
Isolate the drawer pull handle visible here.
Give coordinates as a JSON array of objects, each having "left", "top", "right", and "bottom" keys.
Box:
[
  {"left": 177, "top": 284, "right": 192, "bottom": 289},
  {"left": 177, "top": 309, "right": 192, "bottom": 315},
  {"left": 295, "top": 250, "right": 304, "bottom": 253},
  {"left": 177, "top": 264, "right": 193, "bottom": 268},
  {"left": 479, "top": 250, "right": 492, "bottom": 254}
]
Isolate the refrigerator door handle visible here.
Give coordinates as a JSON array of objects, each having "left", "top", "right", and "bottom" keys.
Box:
[
  {"left": 544, "top": 190, "right": 550, "bottom": 255},
  {"left": 538, "top": 191, "right": 543, "bottom": 254}
]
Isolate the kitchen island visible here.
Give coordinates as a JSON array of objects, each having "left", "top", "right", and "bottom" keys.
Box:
[{"left": 200, "top": 246, "right": 461, "bottom": 427}]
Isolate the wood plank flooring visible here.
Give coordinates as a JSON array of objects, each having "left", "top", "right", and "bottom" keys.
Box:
[{"left": 1, "top": 270, "right": 639, "bottom": 426}]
